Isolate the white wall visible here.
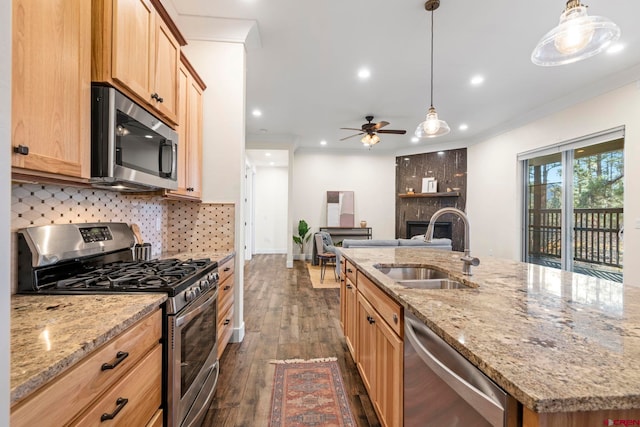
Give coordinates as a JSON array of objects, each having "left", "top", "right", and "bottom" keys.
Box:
[
  {"left": 1, "top": 0, "right": 11, "bottom": 422},
  {"left": 467, "top": 82, "right": 640, "bottom": 284},
  {"left": 254, "top": 166, "right": 288, "bottom": 253},
  {"left": 292, "top": 150, "right": 396, "bottom": 254},
  {"left": 181, "top": 40, "right": 246, "bottom": 342}
]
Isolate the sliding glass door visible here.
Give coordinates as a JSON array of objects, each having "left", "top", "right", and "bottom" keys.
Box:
[{"left": 523, "top": 131, "right": 624, "bottom": 282}]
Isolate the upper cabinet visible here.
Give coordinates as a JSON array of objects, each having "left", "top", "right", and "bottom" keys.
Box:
[
  {"left": 92, "top": 0, "right": 180, "bottom": 126},
  {"left": 167, "top": 54, "right": 205, "bottom": 201},
  {"left": 12, "top": 0, "right": 91, "bottom": 180}
]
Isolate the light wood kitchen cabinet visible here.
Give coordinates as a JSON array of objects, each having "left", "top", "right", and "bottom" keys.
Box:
[
  {"left": 217, "top": 255, "right": 236, "bottom": 359},
  {"left": 167, "top": 54, "right": 205, "bottom": 200},
  {"left": 340, "top": 258, "right": 403, "bottom": 427},
  {"left": 92, "top": 0, "right": 180, "bottom": 125},
  {"left": 11, "top": 309, "right": 162, "bottom": 427},
  {"left": 11, "top": 0, "right": 91, "bottom": 180},
  {"left": 356, "top": 272, "right": 403, "bottom": 427},
  {"left": 344, "top": 275, "right": 357, "bottom": 359},
  {"left": 342, "top": 259, "right": 358, "bottom": 359}
]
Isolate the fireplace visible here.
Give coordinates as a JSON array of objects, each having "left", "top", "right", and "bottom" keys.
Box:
[{"left": 406, "top": 221, "right": 452, "bottom": 239}]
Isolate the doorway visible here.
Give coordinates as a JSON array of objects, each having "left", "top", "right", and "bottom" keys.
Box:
[{"left": 522, "top": 129, "right": 624, "bottom": 282}]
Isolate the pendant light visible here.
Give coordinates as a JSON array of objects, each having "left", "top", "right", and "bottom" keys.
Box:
[
  {"left": 531, "top": 0, "right": 620, "bottom": 66},
  {"left": 415, "top": 0, "right": 450, "bottom": 139}
]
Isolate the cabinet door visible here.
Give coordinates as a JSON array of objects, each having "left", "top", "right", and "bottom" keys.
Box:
[
  {"left": 112, "top": 0, "right": 154, "bottom": 102},
  {"left": 374, "top": 314, "right": 403, "bottom": 427},
  {"left": 186, "top": 76, "right": 203, "bottom": 198},
  {"left": 152, "top": 17, "right": 179, "bottom": 123},
  {"left": 344, "top": 277, "right": 357, "bottom": 359},
  {"left": 356, "top": 293, "right": 376, "bottom": 395},
  {"left": 12, "top": 0, "right": 90, "bottom": 178}
]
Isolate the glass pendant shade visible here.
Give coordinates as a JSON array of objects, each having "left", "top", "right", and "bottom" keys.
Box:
[
  {"left": 531, "top": 2, "right": 620, "bottom": 66},
  {"left": 415, "top": 106, "right": 450, "bottom": 138}
]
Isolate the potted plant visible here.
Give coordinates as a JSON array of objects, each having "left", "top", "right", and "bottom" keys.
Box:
[{"left": 293, "top": 219, "right": 311, "bottom": 258}]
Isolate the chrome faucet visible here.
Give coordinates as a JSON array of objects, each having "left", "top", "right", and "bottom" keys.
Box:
[{"left": 424, "top": 207, "right": 480, "bottom": 276}]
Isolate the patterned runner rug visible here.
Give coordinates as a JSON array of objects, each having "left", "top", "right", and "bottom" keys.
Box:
[{"left": 269, "top": 358, "right": 356, "bottom": 427}]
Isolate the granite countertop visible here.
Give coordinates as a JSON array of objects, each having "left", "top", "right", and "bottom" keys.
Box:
[
  {"left": 11, "top": 293, "right": 166, "bottom": 405},
  {"left": 340, "top": 247, "right": 640, "bottom": 414}
]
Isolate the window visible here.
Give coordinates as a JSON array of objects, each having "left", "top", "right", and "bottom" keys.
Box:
[{"left": 520, "top": 128, "right": 624, "bottom": 282}]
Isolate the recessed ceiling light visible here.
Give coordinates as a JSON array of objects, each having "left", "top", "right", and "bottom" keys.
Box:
[
  {"left": 358, "top": 68, "right": 371, "bottom": 79},
  {"left": 269, "top": 162, "right": 275, "bottom": 166},
  {"left": 144, "top": 135, "right": 153, "bottom": 139},
  {"left": 470, "top": 75, "right": 484, "bottom": 86},
  {"left": 320, "top": 140, "right": 327, "bottom": 146},
  {"left": 437, "top": 151, "right": 445, "bottom": 155},
  {"left": 459, "top": 123, "right": 469, "bottom": 131},
  {"left": 411, "top": 137, "right": 419, "bottom": 143},
  {"left": 265, "top": 152, "right": 271, "bottom": 157},
  {"left": 252, "top": 109, "right": 262, "bottom": 117},
  {"left": 607, "top": 43, "right": 624, "bottom": 54}
]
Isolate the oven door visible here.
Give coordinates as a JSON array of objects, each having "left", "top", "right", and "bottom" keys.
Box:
[{"left": 167, "top": 286, "right": 219, "bottom": 427}]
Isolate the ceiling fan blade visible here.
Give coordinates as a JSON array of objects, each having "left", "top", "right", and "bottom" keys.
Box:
[
  {"left": 373, "top": 121, "right": 390, "bottom": 130},
  {"left": 340, "top": 132, "right": 364, "bottom": 141},
  {"left": 377, "top": 129, "right": 407, "bottom": 135},
  {"left": 340, "top": 127, "right": 364, "bottom": 131}
]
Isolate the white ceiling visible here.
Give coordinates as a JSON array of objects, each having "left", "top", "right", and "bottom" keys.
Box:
[{"left": 166, "top": 0, "right": 640, "bottom": 154}]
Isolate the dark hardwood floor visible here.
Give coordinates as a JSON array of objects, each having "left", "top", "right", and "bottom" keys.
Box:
[{"left": 203, "top": 254, "right": 380, "bottom": 426}]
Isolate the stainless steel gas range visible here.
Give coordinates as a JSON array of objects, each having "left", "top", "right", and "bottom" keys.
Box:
[{"left": 17, "top": 222, "right": 219, "bottom": 427}]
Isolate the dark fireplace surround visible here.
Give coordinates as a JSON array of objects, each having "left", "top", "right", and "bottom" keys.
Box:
[{"left": 406, "top": 221, "right": 452, "bottom": 240}]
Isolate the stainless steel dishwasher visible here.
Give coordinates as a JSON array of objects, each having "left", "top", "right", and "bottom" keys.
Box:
[{"left": 404, "top": 311, "right": 519, "bottom": 426}]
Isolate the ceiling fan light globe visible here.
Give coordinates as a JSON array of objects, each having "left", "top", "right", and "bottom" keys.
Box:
[{"left": 531, "top": 4, "right": 620, "bottom": 66}]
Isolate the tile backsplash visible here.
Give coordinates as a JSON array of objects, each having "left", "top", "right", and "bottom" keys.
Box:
[{"left": 10, "top": 183, "right": 235, "bottom": 293}]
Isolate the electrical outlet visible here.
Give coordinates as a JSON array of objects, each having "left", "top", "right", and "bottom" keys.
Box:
[
  {"left": 156, "top": 217, "right": 162, "bottom": 231},
  {"left": 635, "top": 218, "right": 640, "bottom": 229}
]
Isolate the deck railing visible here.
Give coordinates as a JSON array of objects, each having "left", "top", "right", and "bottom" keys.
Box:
[{"left": 528, "top": 208, "right": 623, "bottom": 268}]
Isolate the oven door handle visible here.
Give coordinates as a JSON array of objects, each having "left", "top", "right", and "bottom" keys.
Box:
[{"left": 176, "top": 289, "right": 217, "bottom": 327}]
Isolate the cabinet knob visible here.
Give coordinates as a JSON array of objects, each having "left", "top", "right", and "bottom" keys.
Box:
[
  {"left": 347, "top": 268, "right": 353, "bottom": 273},
  {"left": 393, "top": 313, "right": 398, "bottom": 323},
  {"left": 224, "top": 285, "right": 231, "bottom": 291},
  {"left": 223, "top": 319, "right": 231, "bottom": 325},
  {"left": 367, "top": 315, "right": 375, "bottom": 324},
  {"left": 151, "top": 92, "right": 159, "bottom": 101},
  {"left": 13, "top": 145, "right": 29, "bottom": 155},
  {"left": 346, "top": 284, "right": 352, "bottom": 289}
]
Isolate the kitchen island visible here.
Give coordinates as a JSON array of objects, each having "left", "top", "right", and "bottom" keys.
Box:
[{"left": 340, "top": 246, "right": 640, "bottom": 424}]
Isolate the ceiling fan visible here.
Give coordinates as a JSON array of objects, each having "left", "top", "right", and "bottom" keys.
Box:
[{"left": 340, "top": 115, "right": 407, "bottom": 145}]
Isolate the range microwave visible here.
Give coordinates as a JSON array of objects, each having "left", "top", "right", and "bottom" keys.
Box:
[{"left": 91, "top": 85, "right": 178, "bottom": 191}]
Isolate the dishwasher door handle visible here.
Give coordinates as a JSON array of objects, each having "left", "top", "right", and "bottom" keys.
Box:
[{"left": 405, "top": 316, "right": 505, "bottom": 427}]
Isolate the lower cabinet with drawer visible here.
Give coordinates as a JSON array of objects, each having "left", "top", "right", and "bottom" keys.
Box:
[
  {"left": 340, "top": 257, "right": 403, "bottom": 427},
  {"left": 11, "top": 309, "right": 163, "bottom": 427},
  {"left": 217, "top": 255, "right": 236, "bottom": 359}
]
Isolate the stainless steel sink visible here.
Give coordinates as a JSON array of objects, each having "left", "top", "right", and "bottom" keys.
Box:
[
  {"left": 396, "top": 279, "right": 469, "bottom": 290},
  {"left": 374, "top": 265, "right": 471, "bottom": 289},
  {"left": 374, "top": 265, "right": 449, "bottom": 281}
]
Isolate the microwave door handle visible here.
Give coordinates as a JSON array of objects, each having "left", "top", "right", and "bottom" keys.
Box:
[{"left": 158, "top": 141, "right": 174, "bottom": 178}]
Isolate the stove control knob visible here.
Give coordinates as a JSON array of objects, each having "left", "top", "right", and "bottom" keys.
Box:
[
  {"left": 184, "top": 289, "right": 195, "bottom": 302},
  {"left": 200, "top": 279, "right": 210, "bottom": 290},
  {"left": 209, "top": 272, "right": 219, "bottom": 283}
]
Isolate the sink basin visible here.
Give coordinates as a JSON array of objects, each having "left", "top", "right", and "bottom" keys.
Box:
[
  {"left": 374, "top": 265, "right": 471, "bottom": 290},
  {"left": 374, "top": 265, "right": 449, "bottom": 281},
  {"left": 396, "top": 279, "right": 470, "bottom": 290}
]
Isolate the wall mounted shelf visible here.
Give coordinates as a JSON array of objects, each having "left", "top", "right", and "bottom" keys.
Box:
[{"left": 398, "top": 192, "right": 460, "bottom": 198}]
